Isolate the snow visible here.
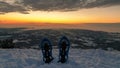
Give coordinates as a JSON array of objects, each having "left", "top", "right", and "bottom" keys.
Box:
[
  {"left": 0, "top": 49, "right": 120, "bottom": 68},
  {"left": 0, "top": 35, "right": 11, "bottom": 39},
  {"left": 13, "top": 39, "right": 31, "bottom": 44},
  {"left": 71, "top": 44, "right": 79, "bottom": 47}
]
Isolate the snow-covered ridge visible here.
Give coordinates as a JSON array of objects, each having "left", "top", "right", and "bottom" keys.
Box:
[{"left": 0, "top": 49, "right": 120, "bottom": 68}]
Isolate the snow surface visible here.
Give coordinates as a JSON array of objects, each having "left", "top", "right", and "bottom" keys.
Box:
[{"left": 0, "top": 49, "right": 120, "bottom": 68}]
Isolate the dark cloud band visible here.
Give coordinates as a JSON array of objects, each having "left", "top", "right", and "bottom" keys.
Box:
[
  {"left": 0, "top": 1, "right": 28, "bottom": 14},
  {"left": 0, "top": 0, "right": 120, "bottom": 14}
]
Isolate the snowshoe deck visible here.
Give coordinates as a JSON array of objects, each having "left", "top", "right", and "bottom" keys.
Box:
[
  {"left": 40, "top": 38, "right": 54, "bottom": 63},
  {"left": 58, "top": 36, "right": 70, "bottom": 63}
]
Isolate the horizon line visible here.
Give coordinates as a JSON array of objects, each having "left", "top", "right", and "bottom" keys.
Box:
[{"left": 0, "top": 22, "right": 120, "bottom": 25}]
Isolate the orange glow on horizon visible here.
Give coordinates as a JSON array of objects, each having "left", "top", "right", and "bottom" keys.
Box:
[{"left": 0, "top": 6, "right": 120, "bottom": 24}]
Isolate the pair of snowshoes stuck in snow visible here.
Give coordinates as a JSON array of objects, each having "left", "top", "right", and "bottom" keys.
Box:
[{"left": 40, "top": 36, "right": 70, "bottom": 63}]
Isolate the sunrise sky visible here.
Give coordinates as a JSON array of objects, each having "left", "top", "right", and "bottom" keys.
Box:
[{"left": 0, "top": 0, "right": 120, "bottom": 24}]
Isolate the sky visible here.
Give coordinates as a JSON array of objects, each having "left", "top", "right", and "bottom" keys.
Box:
[{"left": 0, "top": 0, "right": 120, "bottom": 24}]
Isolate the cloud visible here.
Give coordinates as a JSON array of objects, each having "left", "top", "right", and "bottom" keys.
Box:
[
  {"left": 0, "top": 0, "right": 120, "bottom": 14},
  {"left": 20, "top": 0, "right": 120, "bottom": 11},
  {"left": 81, "top": 0, "right": 120, "bottom": 8},
  {"left": 0, "top": 1, "right": 28, "bottom": 14}
]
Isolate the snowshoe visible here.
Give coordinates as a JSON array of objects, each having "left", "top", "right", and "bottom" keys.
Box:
[
  {"left": 58, "top": 36, "right": 70, "bottom": 63},
  {"left": 40, "top": 38, "right": 54, "bottom": 63}
]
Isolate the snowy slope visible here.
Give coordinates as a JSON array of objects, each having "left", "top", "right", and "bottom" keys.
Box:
[{"left": 0, "top": 49, "right": 120, "bottom": 68}]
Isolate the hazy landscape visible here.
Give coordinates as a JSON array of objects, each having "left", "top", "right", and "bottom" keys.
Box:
[
  {"left": 0, "top": 27, "right": 120, "bottom": 68},
  {"left": 0, "top": 26, "right": 120, "bottom": 51},
  {"left": 0, "top": 23, "right": 120, "bottom": 32}
]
